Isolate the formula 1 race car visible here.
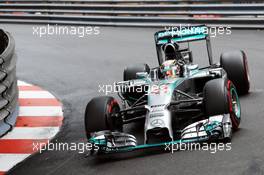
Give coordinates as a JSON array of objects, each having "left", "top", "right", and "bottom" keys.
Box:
[{"left": 84, "top": 25, "right": 250, "bottom": 155}]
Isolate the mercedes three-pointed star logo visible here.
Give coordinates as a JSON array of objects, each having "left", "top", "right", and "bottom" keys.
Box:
[{"left": 151, "top": 119, "right": 165, "bottom": 127}]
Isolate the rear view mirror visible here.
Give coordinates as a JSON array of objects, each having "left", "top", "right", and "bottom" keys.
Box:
[{"left": 136, "top": 72, "right": 148, "bottom": 79}]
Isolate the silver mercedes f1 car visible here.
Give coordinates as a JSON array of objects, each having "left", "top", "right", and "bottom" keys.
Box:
[{"left": 84, "top": 25, "right": 250, "bottom": 155}]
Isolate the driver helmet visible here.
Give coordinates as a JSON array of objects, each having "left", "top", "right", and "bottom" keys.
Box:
[{"left": 161, "top": 60, "right": 180, "bottom": 78}]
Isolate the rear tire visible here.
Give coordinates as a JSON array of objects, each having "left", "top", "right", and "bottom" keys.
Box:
[
  {"left": 84, "top": 96, "right": 122, "bottom": 139},
  {"left": 220, "top": 50, "right": 250, "bottom": 95}
]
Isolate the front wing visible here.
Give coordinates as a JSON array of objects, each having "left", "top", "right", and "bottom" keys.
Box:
[{"left": 88, "top": 114, "right": 232, "bottom": 155}]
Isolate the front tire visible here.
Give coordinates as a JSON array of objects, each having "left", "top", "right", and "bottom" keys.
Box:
[
  {"left": 204, "top": 79, "right": 229, "bottom": 117},
  {"left": 84, "top": 96, "right": 122, "bottom": 139},
  {"left": 203, "top": 79, "right": 241, "bottom": 130}
]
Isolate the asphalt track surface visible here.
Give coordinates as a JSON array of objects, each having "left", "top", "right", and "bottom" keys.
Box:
[{"left": 0, "top": 24, "right": 264, "bottom": 175}]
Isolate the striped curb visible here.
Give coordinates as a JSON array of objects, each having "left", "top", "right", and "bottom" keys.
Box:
[{"left": 0, "top": 81, "right": 63, "bottom": 175}]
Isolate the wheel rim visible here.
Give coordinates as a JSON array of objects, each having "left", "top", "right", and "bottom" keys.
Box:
[{"left": 230, "top": 88, "right": 241, "bottom": 119}]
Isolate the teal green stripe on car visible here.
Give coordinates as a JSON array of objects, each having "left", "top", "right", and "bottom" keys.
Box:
[
  {"left": 107, "top": 137, "right": 209, "bottom": 153},
  {"left": 158, "top": 34, "right": 207, "bottom": 45},
  {"left": 157, "top": 26, "right": 207, "bottom": 38},
  {"left": 157, "top": 26, "right": 208, "bottom": 44},
  {"left": 89, "top": 138, "right": 106, "bottom": 145},
  {"left": 204, "top": 121, "right": 221, "bottom": 132}
]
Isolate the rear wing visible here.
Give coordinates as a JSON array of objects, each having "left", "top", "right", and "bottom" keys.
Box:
[
  {"left": 154, "top": 25, "right": 213, "bottom": 65},
  {"left": 154, "top": 25, "right": 208, "bottom": 45}
]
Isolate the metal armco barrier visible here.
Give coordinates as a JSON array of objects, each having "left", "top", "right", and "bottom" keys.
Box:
[
  {"left": 1, "top": 0, "right": 264, "bottom": 3},
  {"left": 0, "top": 29, "right": 19, "bottom": 137},
  {"left": 0, "top": 0, "right": 263, "bottom": 28}
]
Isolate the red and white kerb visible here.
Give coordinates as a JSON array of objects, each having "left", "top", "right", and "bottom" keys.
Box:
[{"left": 0, "top": 81, "right": 63, "bottom": 175}]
